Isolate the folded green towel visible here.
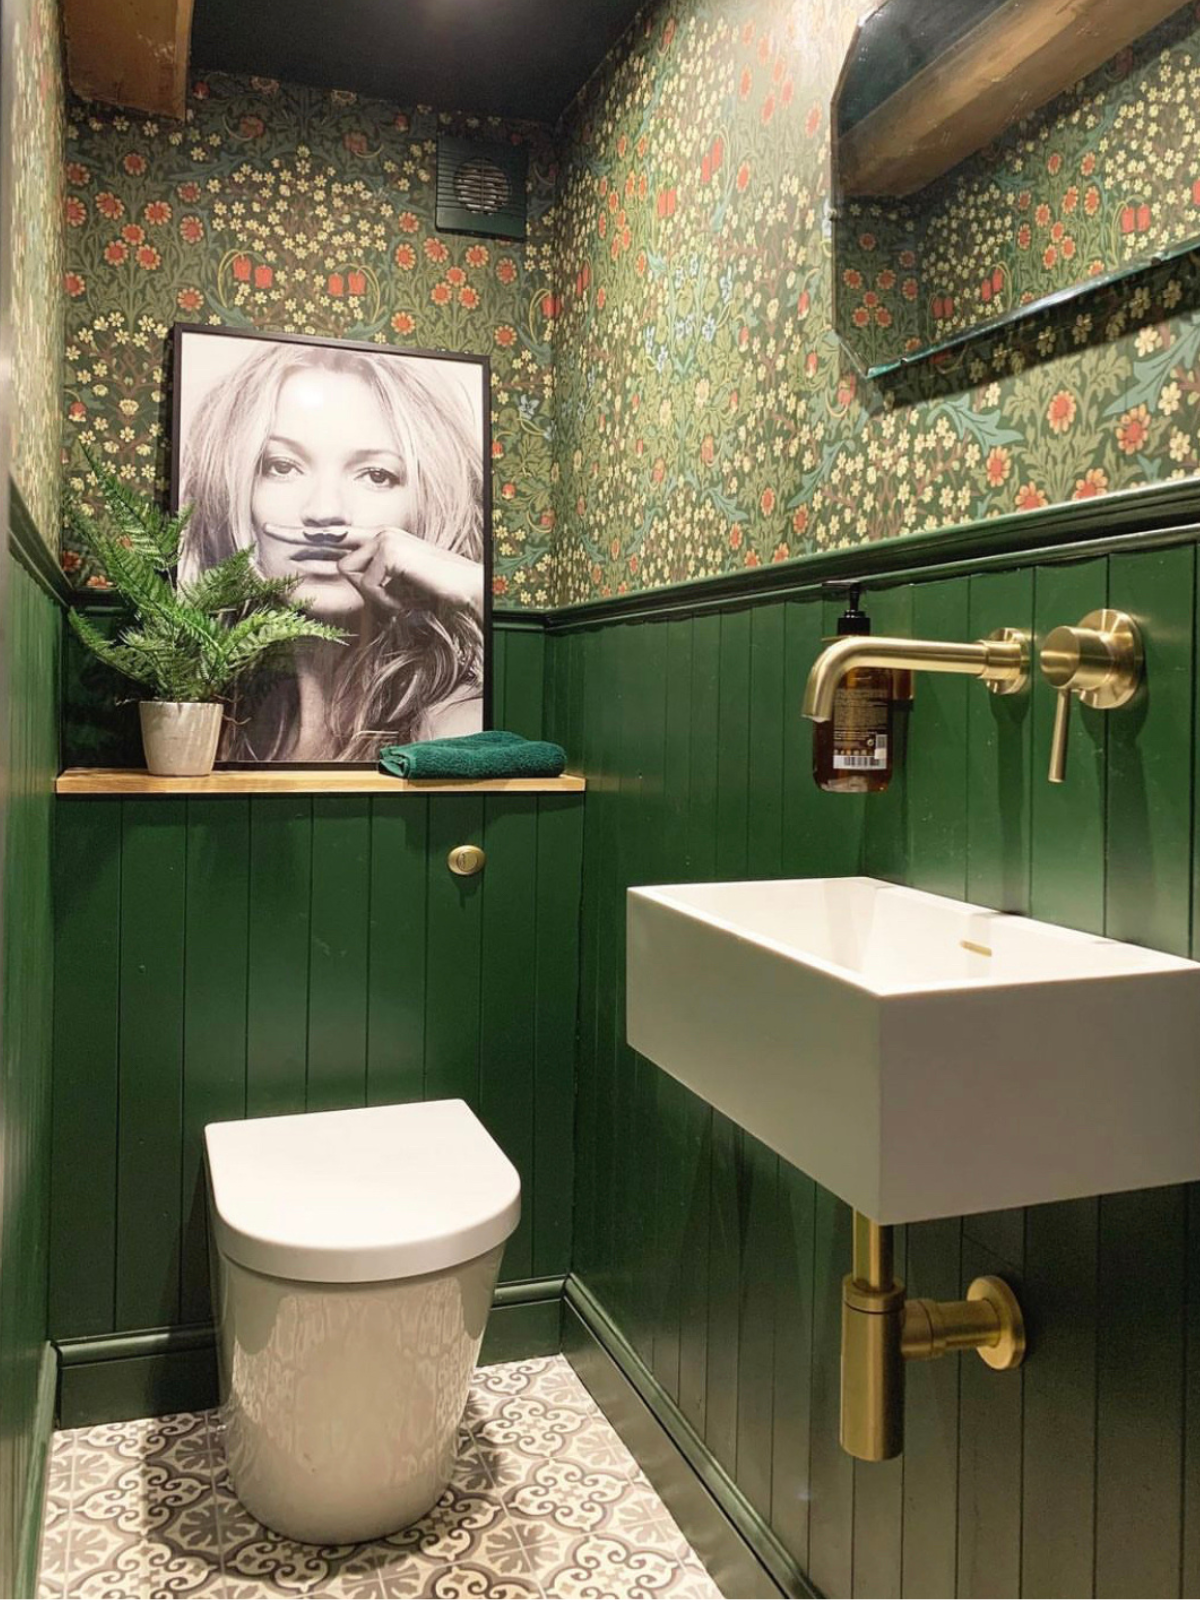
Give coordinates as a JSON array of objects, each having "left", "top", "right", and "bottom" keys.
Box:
[{"left": 379, "top": 729, "right": 567, "bottom": 780}]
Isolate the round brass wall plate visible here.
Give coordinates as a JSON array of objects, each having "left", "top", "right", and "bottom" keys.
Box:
[
  {"left": 448, "top": 844, "right": 486, "bottom": 877},
  {"left": 1075, "top": 608, "right": 1143, "bottom": 711},
  {"left": 984, "top": 626, "right": 1030, "bottom": 695},
  {"left": 968, "top": 1275, "right": 1026, "bottom": 1370}
]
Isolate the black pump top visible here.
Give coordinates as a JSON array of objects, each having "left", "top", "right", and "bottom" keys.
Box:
[{"left": 837, "top": 586, "right": 871, "bottom": 636}]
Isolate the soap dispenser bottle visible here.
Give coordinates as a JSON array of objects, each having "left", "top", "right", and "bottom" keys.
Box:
[{"left": 813, "top": 588, "right": 894, "bottom": 794}]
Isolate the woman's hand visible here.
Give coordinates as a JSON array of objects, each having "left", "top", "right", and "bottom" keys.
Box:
[{"left": 336, "top": 527, "right": 483, "bottom": 618}]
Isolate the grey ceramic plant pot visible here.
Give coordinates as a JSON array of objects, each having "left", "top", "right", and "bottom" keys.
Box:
[{"left": 139, "top": 701, "right": 223, "bottom": 777}]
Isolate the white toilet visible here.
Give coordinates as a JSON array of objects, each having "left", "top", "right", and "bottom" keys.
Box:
[{"left": 204, "top": 1098, "right": 520, "bottom": 1544}]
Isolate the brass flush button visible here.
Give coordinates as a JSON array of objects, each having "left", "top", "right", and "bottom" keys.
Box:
[{"left": 448, "top": 844, "right": 486, "bottom": 877}]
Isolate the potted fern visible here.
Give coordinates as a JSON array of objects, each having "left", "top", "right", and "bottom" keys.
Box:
[{"left": 69, "top": 453, "right": 344, "bottom": 776}]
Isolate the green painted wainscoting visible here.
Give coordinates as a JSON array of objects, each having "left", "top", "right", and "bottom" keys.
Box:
[
  {"left": 48, "top": 620, "right": 583, "bottom": 1424},
  {"left": 0, "top": 492, "right": 65, "bottom": 1597},
  {"left": 546, "top": 544, "right": 1200, "bottom": 1600}
]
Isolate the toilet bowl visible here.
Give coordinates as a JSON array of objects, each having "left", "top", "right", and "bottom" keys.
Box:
[{"left": 204, "top": 1098, "right": 520, "bottom": 1544}]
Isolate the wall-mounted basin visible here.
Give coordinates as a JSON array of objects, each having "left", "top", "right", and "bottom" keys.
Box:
[{"left": 627, "top": 877, "right": 1200, "bottom": 1223}]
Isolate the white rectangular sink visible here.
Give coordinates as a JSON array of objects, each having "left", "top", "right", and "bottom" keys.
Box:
[{"left": 627, "top": 876, "right": 1200, "bottom": 1223}]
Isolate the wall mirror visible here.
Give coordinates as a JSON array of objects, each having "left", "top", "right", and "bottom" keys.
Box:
[{"left": 831, "top": 0, "right": 1200, "bottom": 377}]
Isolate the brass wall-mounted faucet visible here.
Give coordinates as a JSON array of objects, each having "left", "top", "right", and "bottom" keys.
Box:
[
  {"left": 842, "top": 1212, "right": 1025, "bottom": 1461},
  {"left": 1038, "top": 609, "right": 1143, "bottom": 783},
  {"left": 802, "top": 628, "right": 1030, "bottom": 722}
]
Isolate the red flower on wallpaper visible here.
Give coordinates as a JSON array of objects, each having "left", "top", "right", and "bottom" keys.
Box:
[
  {"left": 500, "top": 482, "right": 516, "bottom": 499},
  {"left": 103, "top": 240, "right": 127, "bottom": 265},
  {"left": 431, "top": 281, "right": 451, "bottom": 305},
  {"left": 137, "top": 245, "right": 160, "bottom": 270},
  {"left": 96, "top": 191, "right": 123, "bottom": 219},
  {"left": 254, "top": 264, "right": 273, "bottom": 288},
  {"left": 460, "top": 285, "right": 480, "bottom": 308},
  {"left": 1073, "top": 468, "right": 1109, "bottom": 498},
  {"left": 466, "top": 244, "right": 489, "bottom": 267},
  {"left": 177, "top": 182, "right": 201, "bottom": 203},
  {"left": 347, "top": 269, "right": 366, "bottom": 294},
  {"left": 239, "top": 115, "right": 266, "bottom": 139},
  {"left": 492, "top": 575, "right": 508, "bottom": 597},
  {"left": 122, "top": 223, "right": 144, "bottom": 244},
  {"left": 232, "top": 254, "right": 252, "bottom": 282},
  {"left": 180, "top": 216, "right": 203, "bottom": 243},
  {"left": 446, "top": 265, "right": 466, "bottom": 287},
  {"left": 541, "top": 293, "right": 562, "bottom": 318},
  {"left": 398, "top": 211, "right": 419, "bottom": 233},
  {"left": 656, "top": 188, "right": 677, "bottom": 218},
  {"left": 1084, "top": 185, "right": 1101, "bottom": 216},
  {"left": 1120, "top": 203, "right": 1152, "bottom": 234},
  {"left": 986, "top": 447, "right": 1011, "bottom": 486},
  {"left": 797, "top": 289, "right": 810, "bottom": 316},
  {"left": 739, "top": 67, "right": 752, "bottom": 99},
  {"left": 760, "top": 487, "right": 776, "bottom": 515},
  {"left": 736, "top": 163, "right": 750, "bottom": 192},
  {"left": 64, "top": 272, "right": 85, "bottom": 296},
  {"left": 492, "top": 439, "right": 504, "bottom": 458},
  {"left": 64, "top": 196, "right": 86, "bottom": 226},
  {"left": 496, "top": 258, "right": 517, "bottom": 284},
  {"left": 328, "top": 272, "right": 345, "bottom": 296},
  {"left": 177, "top": 287, "right": 203, "bottom": 311},
  {"left": 344, "top": 131, "right": 369, "bottom": 156},
  {"left": 1047, "top": 390, "right": 1077, "bottom": 433},
  {"left": 701, "top": 435, "right": 715, "bottom": 464},
  {"left": 424, "top": 237, "right": 449, "bottom": 263},
  {"left": 1116, "top": 405, "right": 1151, "bottom": 454},
  {"left": 1015, "top": 482, "right": 1048, "bottom": 510},
  {"left": 805, "top": 105, "right": 821, "bottom": 138},
  {"left": 495, "top": 325, "right": 516, "bottom": 347},
  {"left": 68, "top": 401, "right": 86, "bottom": 421},
  {"left": 66, "top": 162, "right": 89, "bottom": 185},
  {"left": 394, "top": 243, "right": 415, "bottom": 269},
  {"left": 123, "top": 153, "right": 147, "bottom": 175}
]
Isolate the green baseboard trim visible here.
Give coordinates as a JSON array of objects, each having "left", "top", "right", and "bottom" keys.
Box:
[
  {"left": 55, "top": 1277, "right": 566, "bottom": 1427},
  {"left": 563, "top": 1276, "right": 813, "bottom": 1600},
  {"left": 16, "top": 1344, "right": 57, "bottom": 1600}
]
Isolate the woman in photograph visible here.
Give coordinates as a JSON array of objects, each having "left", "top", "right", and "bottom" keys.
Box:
[{"left": 179, "top": 339, "right": 485, "bottom": 762}]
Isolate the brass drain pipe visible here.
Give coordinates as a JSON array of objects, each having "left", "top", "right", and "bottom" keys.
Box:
[{"left": 841, "top": 1213, "right": 1026, "bottom": 1461}]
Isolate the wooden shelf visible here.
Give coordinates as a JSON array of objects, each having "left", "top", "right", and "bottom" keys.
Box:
[
  {"left": 57, "top": 768, "right": 586, "bottom": 797},
  {"left": 839, "top": 0, "right": 1184, "bottom": 198}
]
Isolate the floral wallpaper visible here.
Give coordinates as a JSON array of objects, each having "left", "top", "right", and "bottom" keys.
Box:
[
  {"left": 10, "top": 0, "right": 64, "bottom": 548},
  {"left": 550, "top": 0, "right": 1200, "bottom": 602},
  {"left": 836, "top": 3, "right": 1200, "bottom": 369},
  {"left": 62, "top": 75, "right": 558, "bottom": 604}
]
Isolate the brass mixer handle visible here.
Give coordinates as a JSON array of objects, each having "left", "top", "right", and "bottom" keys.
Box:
[{"left": 1048, "top": 686, "right": 1071, "bottom": 785}]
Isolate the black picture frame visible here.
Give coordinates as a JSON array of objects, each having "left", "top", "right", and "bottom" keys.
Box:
[{"left": 170, "top": 322, "right": 493, "bottom": 768}]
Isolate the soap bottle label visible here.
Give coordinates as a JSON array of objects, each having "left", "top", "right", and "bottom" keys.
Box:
[{"left": 830, "top": 680, "right": 890, "bottom": 771}]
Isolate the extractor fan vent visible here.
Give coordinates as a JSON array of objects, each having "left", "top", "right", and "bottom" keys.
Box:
[{"left": 436, "top": 134, "right": 528, "bottom": 242}]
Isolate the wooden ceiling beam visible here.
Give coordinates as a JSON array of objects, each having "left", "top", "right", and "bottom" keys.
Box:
[
  {"left": 839, "top": 0, "right": 1185, "bottom": 199},
  {"left": 63, "top": 0, "right": 194, "bottom": 120}
]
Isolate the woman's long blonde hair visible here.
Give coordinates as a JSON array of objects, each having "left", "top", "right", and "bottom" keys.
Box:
[{"left": 179, "top": 339, "right": 484, "bottom": 761}]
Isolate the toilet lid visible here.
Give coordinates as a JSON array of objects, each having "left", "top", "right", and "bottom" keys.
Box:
[{"left": 204, "top": 1099, "right": 521, "bottom": 1283}]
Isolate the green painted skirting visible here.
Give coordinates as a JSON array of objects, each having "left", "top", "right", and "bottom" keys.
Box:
[
  {"left": 55, "top": 1277, "right": 566, "bottom": 1428},
  {"left": 563, "top": 1276, "right": 814, "bottom": 1600},
  {"left": 17, "top": 1345, "right": 57, "bottom": 1600}
]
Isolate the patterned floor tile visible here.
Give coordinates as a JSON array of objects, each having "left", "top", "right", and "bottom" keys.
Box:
[{"left": 41, "top": 1356, "right": 719, "bottom": 1600}]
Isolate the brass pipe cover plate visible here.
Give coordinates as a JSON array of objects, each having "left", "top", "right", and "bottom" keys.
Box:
[
  {"left": 1040, "top": 608, "right": 1143, "bottom": 710},
  {"left": 983, "top": 627, "right": 1031, "bottom": 696},
  {"left": 969, "top": 1275, "right": 1026, "bottom": 1370}
]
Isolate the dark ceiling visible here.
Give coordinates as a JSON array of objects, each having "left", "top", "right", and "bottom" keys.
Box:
[{"left": 190, "top": 0, "right": 647, "bottom": 124}]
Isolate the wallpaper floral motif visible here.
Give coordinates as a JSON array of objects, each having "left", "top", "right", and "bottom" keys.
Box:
[
  {"left": 10, "top": 0, "right": 64, "bottom": 547},
  {"left": 62, "top": 75, "right": 558, "bottom": 603},
  {"left": 836, "top": 3, "right": 1200, "bottom": 369},
  {"left": 551, "top": 0, "right": 1200, "bottom": 602}
]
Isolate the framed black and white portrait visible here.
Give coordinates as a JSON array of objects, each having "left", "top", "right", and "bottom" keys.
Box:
[{"left": 171, "top": 325, "right": 491, "bottom": 766}]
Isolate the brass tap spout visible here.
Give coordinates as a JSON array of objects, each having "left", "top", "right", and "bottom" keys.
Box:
[{"left": 802, "top": 630, "right": 1029, "bottom": 723}]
